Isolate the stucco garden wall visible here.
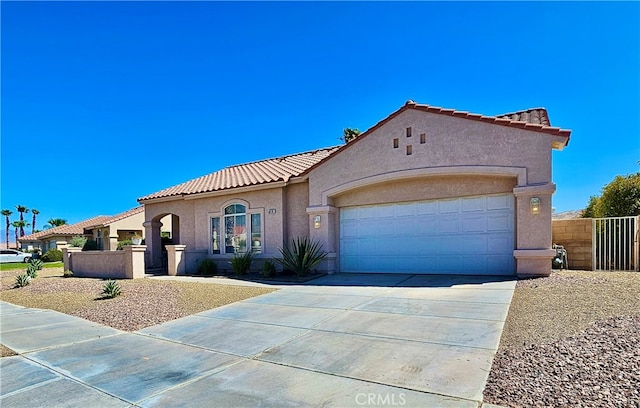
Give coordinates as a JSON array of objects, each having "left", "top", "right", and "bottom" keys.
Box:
[
  {"left": 552, "top": 219, "right": 593, "bottom": 270},
  {"left": 62, "top": 246, "right": 146, "bottom": 279}
]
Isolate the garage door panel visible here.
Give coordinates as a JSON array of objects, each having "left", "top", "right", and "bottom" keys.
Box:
[
  {"left": 462, "top": 215, "right": 487, "bottom": 232},
  {"left": 459, "top": 236, "right": 488, "bottom": 254},
  {"left": 462, "top": 196, "right": 486, "bottom": 212},
  {"left": 438, "top": 199, "right": 461, "bottom": 214},
  {"left": 438, "top": 217, "right": 461, "bottom": 234},
  {"left": 487, "top": 195, "right": 513, "bottom": 211},
  {"left": 487, "top": 214, "right": 512, "bottom": 232},
  {"left": 341, "top": 220, "right": 359, "bottom": 238},
  {"left": 340, "top": 194, "right": 514, "bottom": 275},
  {"left": 415, "top": 201, "right": 438, "bottom": 215},
  {"left": 416, "top": 237, "right": 439, "bottom": 254},
  {"left": 487, "top": 235, "right": 513, "bottom": 253},
  {"left": 392, "top": 218, "right": 417, "bottom": 235}
]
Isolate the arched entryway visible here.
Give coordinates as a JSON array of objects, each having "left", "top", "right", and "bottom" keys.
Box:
[{"left": 144, "top": 213, "right": 180, "bottom": 273}]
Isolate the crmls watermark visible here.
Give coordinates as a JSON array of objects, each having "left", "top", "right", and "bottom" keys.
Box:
[{"left": 355, "top": 393, "right": 406, "bottom": 406}]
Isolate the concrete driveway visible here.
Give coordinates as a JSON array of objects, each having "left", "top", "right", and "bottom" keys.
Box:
[{"left": 1, "top": 273, "right": 515, "bottom": 407}]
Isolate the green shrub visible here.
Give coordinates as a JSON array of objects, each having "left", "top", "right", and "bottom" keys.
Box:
[
  {"left": 116, "top": 239, "right": 132, "bottom": 250},
  {"left": 230, "top": 252, "right": 252, "bottom": 275},
  {"left": 82, "top": 239, "right": 99, "bottom": 251},
  {"left": 102, "top": 280, "right": 121, "bottom": 298},
  {"left": 69, "top": 235, "right": 88, "bottom": 248},
  {"left": 197, "top": 259, "right": 218, "bottom": 276},
  {"left": 26, "top": 264, "right": 38, "bottom": 279},
  {"left": 41, "top": 249, "right": 63, "bottom": 263},
  {"left": 262, "top": 260, "right": 277, "bottom": 278},
  {"left": 15, "top": 274, "right": 31, "bottom": 288},
  {"left": 276, "top": 237, "right": 327, "bottom": 277},
  {"left": 30, "top": 259, "right": 44, "bottom": 270},
  {"left": 63, "top": 270, "right": 74, "bottom": 278}
]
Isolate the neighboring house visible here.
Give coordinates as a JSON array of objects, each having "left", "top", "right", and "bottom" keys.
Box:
[
  {"left": 18, "top": 216, "right": 113, "bottom": 253},
  {"left": 19, "top": 207, "right": 172, "bottom": 252},
  {"left": 139, "top": 101, "right": 571, "bottom": 277}
]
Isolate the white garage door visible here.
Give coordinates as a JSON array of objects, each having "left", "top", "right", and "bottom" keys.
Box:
[{"left": 340, "top": 194, "right": 515, "bottom": 275}]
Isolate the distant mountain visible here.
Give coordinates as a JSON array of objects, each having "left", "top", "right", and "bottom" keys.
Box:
[{"left": 553, "top": 210, "right": 584, "bottom": 220}]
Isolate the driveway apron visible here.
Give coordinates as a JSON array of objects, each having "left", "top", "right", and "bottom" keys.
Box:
[{"left": 1, "top": 273, "right": 515, "bottom": 407}]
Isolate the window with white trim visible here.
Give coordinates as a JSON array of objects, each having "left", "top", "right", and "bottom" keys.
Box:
[{"left": 210, "top": 204, "right": 262, "bottom": 254}]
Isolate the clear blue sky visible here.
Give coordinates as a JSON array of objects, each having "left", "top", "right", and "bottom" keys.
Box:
[{"left": 1, "top": 1, "right": 639, "bottom": 238}]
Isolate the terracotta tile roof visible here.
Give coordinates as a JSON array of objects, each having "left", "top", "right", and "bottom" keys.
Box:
[
  {"left": 394, "top": 101, "right": 571, "bottom": 138},
  {"left": 18, "top": 216, "right": 113, "bottom": 242},
  {"left": 138, "top": 147, "right": 341, "bottom": 201},
  {"left": 84, "top": 206, "right": 144, "bottom": 228},
  {"left": 139, "top": 101, "right": 571, "bottom": 203},
  {"left": 496, "top": 108, "right": 550, "bottom": 126}
]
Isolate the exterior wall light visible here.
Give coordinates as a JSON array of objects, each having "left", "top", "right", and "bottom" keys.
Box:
[
  {"left": 313, "top": 215, "right": 321, "bottom": 229},
  {"left": 530, "top": 197, "right": 540, "bottom": 215}
]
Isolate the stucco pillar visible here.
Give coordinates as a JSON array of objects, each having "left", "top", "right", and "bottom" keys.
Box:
[
  {"left": 306, "top": 205, "right": 337, "bottom": 273},
  {"left": 123, "top": 245, "right": 146, "bottom": 279},
  {"left": 513, "top": 183, "right": 556, "bottom": 277},
  {"left": 166, "top": 244, "right": 187, "bottom": 276},
  {"left": 143, "top": 221, "right": 163, "bottom": 269},
  {"left": 62, "top": 247, "right": 82, "bottom": 272},
  {"left": 108, "top": 235, "right": 119, "bottom": 251}
]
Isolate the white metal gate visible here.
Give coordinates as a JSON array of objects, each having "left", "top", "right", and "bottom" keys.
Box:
[{"left": 592, "top": 216, "right": 639, "bottom": 271}]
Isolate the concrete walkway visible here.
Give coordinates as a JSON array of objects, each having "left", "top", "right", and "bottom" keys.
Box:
[{"left": 1, "top": 274, "right": 515, "bottom": 407}]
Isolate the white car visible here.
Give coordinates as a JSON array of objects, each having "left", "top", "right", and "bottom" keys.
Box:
[{"left": 0, "top": 249, "right": 32, "bottom": 263}]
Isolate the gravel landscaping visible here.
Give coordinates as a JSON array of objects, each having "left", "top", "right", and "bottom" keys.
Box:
[{"left": 485, "top": 271, "right": 640, "bottom": 407}]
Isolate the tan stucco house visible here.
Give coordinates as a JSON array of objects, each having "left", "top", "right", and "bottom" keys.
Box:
[
  {"left": 20, "top": 207, "right": 171, "bottom": 252},
  {"left": 139, "top": 101, "right": 571, "bottom": 277}
]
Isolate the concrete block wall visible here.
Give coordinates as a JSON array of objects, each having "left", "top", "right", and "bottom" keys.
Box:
[{"left": 552, "top": 219, "right": 593, "bottom": 270}]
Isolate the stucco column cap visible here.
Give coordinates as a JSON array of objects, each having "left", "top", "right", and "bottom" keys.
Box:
[
  {"left": 165, "top": 244, "right": 187, "bottom": 251},
  {"left": 513, "top": 249, "right": 556, "bottom": 258},
  {"left": 124, "top": 245, "right": 147, "bottom": 252},
  {"left": 513, "top": 183, "right": 556, "bottom": 197},
  {"left": 306, "top": 205, "right": 337, "bottom": 215}
]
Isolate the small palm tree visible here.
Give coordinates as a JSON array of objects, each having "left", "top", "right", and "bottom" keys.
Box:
[
  {"left": 2, "top": 209, "right": 12, "bottom": 249},
  {"left": 15, "top": 205, "right": 29, "bottom": 237},
  {"left": 46, "top": 218, "right": 67, "bottom": 228},
  {"left": 11, "top": 221, "right": 29, "bottom": 248},
  {"left": 31, "top": 209, "right": 40, "bottom": 234}
]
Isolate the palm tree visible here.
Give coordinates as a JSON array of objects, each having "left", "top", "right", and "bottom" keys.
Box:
[
  {"left": 15, "top": 205, "right": 29, "bottom": 237},
  {"left": 1, "top": 209, "right": 12, "bottom": 249},
  {"left": 46, "top": 218, "right": 67, "bottom": 228},
  {"left": 31, "top": 209, "right": 40, "bottom": 234},
  {"left": 11, "top": 220, "right": 28, "bottom": 249}
]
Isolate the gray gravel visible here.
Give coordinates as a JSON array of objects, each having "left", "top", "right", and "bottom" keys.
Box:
[{"left": 485, "top": 315, "right": 640, "bottom": 407}]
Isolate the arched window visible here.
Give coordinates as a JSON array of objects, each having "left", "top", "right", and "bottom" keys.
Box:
[
  {"left": 224, "top": 204, "right": 247, "bottom": 253},
  {"left": 210, "top": 203, "right": 262, "bottom": 255}
]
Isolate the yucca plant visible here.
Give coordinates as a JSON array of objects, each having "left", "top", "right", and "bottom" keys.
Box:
[
  {"left": 26, "top": 264, "right": 38, "bottom": 279},
  {"left": 102, "top": 280, "right": 122, "bottom": 298},
  {"left": 30, "top": 259, "right": 44, "bottom": 270},
  {"left": 15, "top": 273, "right": 31, "bottom": 288},
  {"left": 230, "top": 251, "right": 253, "bottom": 275},
  {"left": 277, "top": 237, "right": 327, "bottom": 277}
]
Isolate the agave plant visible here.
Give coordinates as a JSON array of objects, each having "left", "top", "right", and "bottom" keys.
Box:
[
  {"left": 30, "top": 259, "right": 44, "bottom": 270},
  {"left": 230, "top": 252, "right": 253, "bottom": 275},
  {"left": 15, "top": 273, "right": 31, "bottom": 288},
  {"left": 277, "top": 237, "right": 327, "bottom": 277},
  {"left": 26, "top": 264, "right": 38, "bottom": 279},
  {"left": 102, "top": 280, "right": 122, "bottom": 298}
]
